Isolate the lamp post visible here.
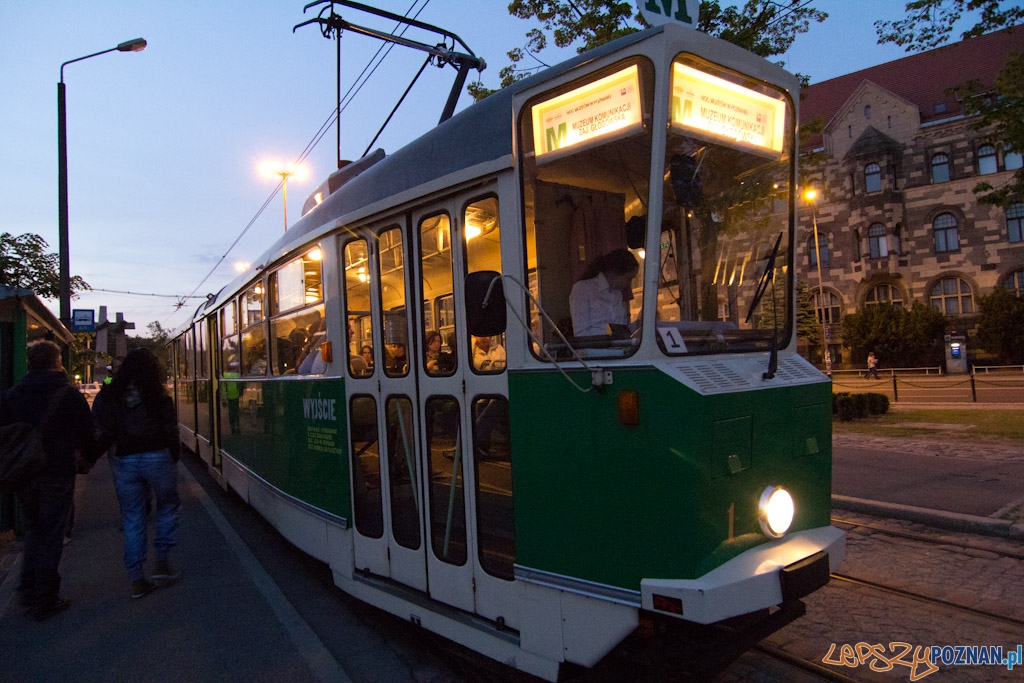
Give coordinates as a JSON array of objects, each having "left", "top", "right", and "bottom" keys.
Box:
[
  {"left": 804, "top": 188, "right": 832, "bottom": 375},
  {"left": 58, "top": 37, "right": 147, "bottom": 328},
  {"left": 260, "top": 161, "right": 308, "bottom": 232}
]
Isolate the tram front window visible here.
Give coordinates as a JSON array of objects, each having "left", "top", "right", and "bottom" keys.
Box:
[
  {"left": 655, "top": 55, "right": 794, "bottom": 356},
  {"left": 520, "top": 58, "right": 653, "bottom": 360}
]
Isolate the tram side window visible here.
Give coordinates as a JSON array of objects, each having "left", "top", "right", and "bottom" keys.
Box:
[
  {"left": 240, "top": 283, "right": 267, "bottom": 377},
  {"left": 465, "top": 196, "right": 506, "bottom": 374},
  {"left": 425, "top": 396, "right": 467, "bottom": 565},
  {"left": 518, "top": 58, "right": 653, "bottom": 360},
  {"left": 221, "top": 301, "right": 239, "bottom": 378},
  {"left": 377, "top": 227, "right": 410, "bottom": 377},
  {"left": 343, "top": 239, "right": 374, "bottom": 377},
  {"left": 420, "top": 213, "right": 456, "bottom": 377},
  {"left": 386, "top": 397, "right": 421, "bottom": 549},
  {"left": 196, "top": 322, "right": 209, "bottom": 380},
  {"left": 350, "top": 395, "right": 383, "bottom": 539},
  {"left": 269, "top": 247, "right": 326, "bottom": 375}
]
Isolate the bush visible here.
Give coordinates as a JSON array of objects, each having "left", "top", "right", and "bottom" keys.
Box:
[{"left": 833, "top": 391, "right": 888, "bottom": 420}]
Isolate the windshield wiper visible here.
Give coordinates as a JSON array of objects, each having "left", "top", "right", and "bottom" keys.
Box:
[{"left": 744, "top": 232, "right": 782, "bottom": 324}]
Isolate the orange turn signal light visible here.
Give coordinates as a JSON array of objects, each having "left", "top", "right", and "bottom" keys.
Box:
[
  {"left": 618, "top": 390, "right": 640, "bottom": 426},
  {"left": 320, "top": 341, "right": 333, "bottom": 363}
]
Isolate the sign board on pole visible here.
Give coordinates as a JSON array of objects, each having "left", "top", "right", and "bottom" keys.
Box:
[
  {"left": 71, "top": 309, "right": 95, "bottom": 333},
  {"left": 635, "top": 0, "right": 700, "bottom": 29}
]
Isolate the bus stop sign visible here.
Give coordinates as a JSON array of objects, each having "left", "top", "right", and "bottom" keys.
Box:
[{"left": 72, "top": 309, "right": 95, "bottom": 333}]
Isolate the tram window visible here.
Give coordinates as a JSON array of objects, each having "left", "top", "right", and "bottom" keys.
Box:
[
  {"left": 653, "top": 54, "right": 794, "bottom": 356},
  {"left": 425, "top": 396, "right": 467, "bottom": 565},
  {"left": 269, "top": 247, "right": 323, "bottom": 315},
  {"left": 240, "top": 283, "right": 267, "bottom": 377},
  {"left": 220, "top": 302, "right": 239, "bottom": 378},
  {"left": 377, "top": 227, "right": 409, "bottom": 378},
  {"left": 464, "top": 197, "right": 504, "bottom": 374},
  {"left": 344, "top": 239, "right": 374, "bottom": 377},
  {"left": 386, "top": 397, "right": 420, "bottom": 550},
  {"left": 350, "top": 395, "right": 383, "bottom": 539},
  {"left": 269, "top": 304, "right": 325, "bottom": 375},
  {"left": 196, "top": 323, "right": 209, "bottom": 379},
  {"left": 518, "top": 58, "right": 652, "bottom": 360},
  {"left": 472, "top": 396, "right": 514, "bottom": 580},
  {"left": 420, "top": 213, "right": 457, "bottom": 377}
]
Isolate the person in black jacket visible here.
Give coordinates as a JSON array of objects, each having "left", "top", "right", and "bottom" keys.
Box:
[
  {"left": 92, "top": 347, "right": 180, "bottom": 599},
  {"left": 0, "top": 340, "right": 100, "bottom": 620}
]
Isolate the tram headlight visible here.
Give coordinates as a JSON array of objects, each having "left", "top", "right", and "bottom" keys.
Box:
[{"left": 757, "top": 485, "right": 794, "bottom": 539}]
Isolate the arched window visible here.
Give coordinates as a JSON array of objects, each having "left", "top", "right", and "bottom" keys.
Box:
[
  {"left": 977, "top": 144, "right": 998, "bottom": 175},
  {"left": 1005, "top": 146, "right": 1023, "bottom": 171},
  {"left": 864, "top": 162, "right": 882, "bottom": 193},
  {"left": 933, "top": 213, "right": 959, "bottom": 253},
  {"left": 930, "top": 277, "right": 974, "bottom": 315},
  {"left": 931, "top": 153, "right": 950, "bottom": 183},
  {"left": 814, "top": 290, "right": 841, "bottom": 324},
  {"left": 808, "top": 233, "right": 829, "bottom": 267},
  {"left": 864, "top": 283, "right": 904, "bottom": 309},
  {"left": 1005, "top": 270, "right": 1024, "bottom": 297},
  {"left": 1007, "top": 203, "right": 1024, "bottom": 243},
  {"left": 868, "top": 223, "right": 889, "bottom": 258}
]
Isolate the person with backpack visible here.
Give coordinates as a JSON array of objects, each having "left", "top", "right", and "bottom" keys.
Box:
[
  {"left": 92, "top": 347, "right": 181, "bottom": 600},
  {"left": 0, "top": 340, "right": 100, "bottom": 621}
]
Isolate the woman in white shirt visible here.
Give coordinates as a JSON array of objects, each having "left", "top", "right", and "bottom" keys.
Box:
[{"left": 569, "top": 249, "right": 639, "bottom": 337}]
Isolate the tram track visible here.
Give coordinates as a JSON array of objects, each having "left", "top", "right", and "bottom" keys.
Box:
[
  {"left": 831, "top": 516, "right": 1024, "bottom": 561},
  {"left": 751, "top": 642, "right": 862, "bottom": 683}
]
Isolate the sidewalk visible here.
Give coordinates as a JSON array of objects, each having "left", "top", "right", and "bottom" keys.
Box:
[{"left": 0, "top": 460, "right": 351, "bottom": 683}]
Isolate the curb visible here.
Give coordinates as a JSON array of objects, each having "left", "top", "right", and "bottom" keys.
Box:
[{"left": 833, "top": 494, "right": 1024, "bottom": 540}]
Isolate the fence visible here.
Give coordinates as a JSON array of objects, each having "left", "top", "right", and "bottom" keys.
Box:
[{"left": 830, "top": 367, "right": 1024, "bottom": 404}]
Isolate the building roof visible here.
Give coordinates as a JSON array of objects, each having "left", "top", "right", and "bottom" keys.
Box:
[{"left": 800, "top": 26, "right": 1024, "bottom": 148}]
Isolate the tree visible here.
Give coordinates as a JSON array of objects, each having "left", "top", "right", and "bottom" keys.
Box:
[
  {"left": 876, "top": 1, "right": 1024, "bottom": 207},
  {"left": 975, "top": 288, "right": 1024, "bottom": 363},
  {"left": 127, "top": 321, "right": 173, "bottom": 369},
  {"left": 840, "top": 302, "right": 945, "bottom": 369},
  {"left": 0, "top": 232, "right": 90, "bottom": 299},
  {"left": 468, "top": 0, "right": 826, "bottom": 99}
]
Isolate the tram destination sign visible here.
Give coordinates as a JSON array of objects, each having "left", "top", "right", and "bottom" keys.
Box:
[
  {"left": 671, "top": 62, "right": 786, "bottom": 157},
  {"left": 532, "top": 65, "right": 643, "bottom": 163}
]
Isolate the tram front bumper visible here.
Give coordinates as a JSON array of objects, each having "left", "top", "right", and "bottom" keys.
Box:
[{"left": 640, "top": 526, "right": 844, "bottom": 625}]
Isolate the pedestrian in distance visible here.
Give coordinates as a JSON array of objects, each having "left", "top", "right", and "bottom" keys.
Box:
[
  {"left": 866, "top": 351, "right": 880, "bottom": 379},
  {"left": 0, "top": 340, "right": 101, "bottom": 621},
  {"left": 92, "top": 347, "right": 181, "bottom": 600}
]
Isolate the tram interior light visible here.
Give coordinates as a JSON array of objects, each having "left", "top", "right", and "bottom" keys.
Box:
[{"left": 758, "top": 485, "right": 794, "bottom": 539}]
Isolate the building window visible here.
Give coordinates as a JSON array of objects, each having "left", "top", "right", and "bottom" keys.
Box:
[
  {"left": 1008, "top": 203, "right": 1024, "bottom": 243},
  {"left": 864, "top": 104, "right": 872, "bottom": 119},
  {"left": 868, "top": 223, "right": 889, "bottom": 258},
  {"left": 853, "top": 229, "right": 862, "bottom": 260},
  {"left": 978, "top": 144, "right": 998, "bottom": 175},
  {"left": 1005, "top": 270, "right": 1024, "bottom": 297},
  {"left": 934, "top": 102, "right": 947, "bottom": 114},
  {"left": 931, "top": 153, "right": 950, "bottom": 183},
  {"left": 808, "top": 233, "right": 829, "bottom": 267},
  {"left": 930, "top": 277, "right": 974, "bottom": 315},
  {"left": 1006, "top": 146, "right": 1023, "bottom": 171},
  {"left": 933, "top": 213, "right": 959, "bottom": 253},
  {"left": 815, "top": 290, "right": 841, "bottom": 324},
  {"left": 894, "top": 222, "right": 903, "bottom": 255},
  {"left": 864, "top": 162, "right": 882, "bottom": 193},
  {"left": 865, "top": 283, "right": 904, "bottom": 308}
]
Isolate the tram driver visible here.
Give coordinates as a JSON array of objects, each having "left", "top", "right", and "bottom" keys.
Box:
[{"left": 569, "top": 248, "right": 639, "bottom": 338}]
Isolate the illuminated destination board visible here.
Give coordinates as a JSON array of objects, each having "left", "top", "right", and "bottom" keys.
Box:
[
  {"left": 532, "top": 65, "right": 643, "bottom": 161},
  {"left": 671, "top": 62, "right": 786, "bottom": 156}
]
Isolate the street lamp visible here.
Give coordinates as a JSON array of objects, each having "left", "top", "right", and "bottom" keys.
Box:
[
  {"left": 58, "top": 37, "right": 147, "bottom": 328},
  {"left": 259, "top": 161, "right": 308, "bottom": 232},
  {"left": 804, "top": 188, "right": 832, "bottom": 375}
]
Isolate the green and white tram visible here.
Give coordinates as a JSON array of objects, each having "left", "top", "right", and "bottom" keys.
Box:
[{"left": 171, "top": 20, "right": 843, "bottom": 680}]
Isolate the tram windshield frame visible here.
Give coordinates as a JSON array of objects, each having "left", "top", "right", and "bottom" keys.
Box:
[{"left": 518, "top": 51, "right": 796, "bottom": 361}]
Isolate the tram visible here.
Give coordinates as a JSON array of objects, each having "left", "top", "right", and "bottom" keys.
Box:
[{"left": 170, "top": 17, "right": 844, "bottom": 680}]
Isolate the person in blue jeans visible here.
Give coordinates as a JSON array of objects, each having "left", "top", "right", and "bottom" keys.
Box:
[{"left": 92, "top": 348, "right": 181, "bottom": 599}]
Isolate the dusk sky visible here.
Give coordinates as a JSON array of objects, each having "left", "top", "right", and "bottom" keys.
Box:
[{"left": 0, "top": 1, "right": 987, "bottom": 335}]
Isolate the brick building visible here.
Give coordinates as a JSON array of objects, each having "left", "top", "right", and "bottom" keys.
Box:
[{"left": 797, "top": 27, "right": 1024, "bottom": 370}]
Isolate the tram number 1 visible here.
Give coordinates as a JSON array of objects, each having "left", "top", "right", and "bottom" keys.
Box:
[{"left": 657, "top": 326, "right": 688, "bottom": 353}]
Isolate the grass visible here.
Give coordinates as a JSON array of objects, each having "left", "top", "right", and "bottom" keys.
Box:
[{"left": 832, "top": 407, "right": 1024, "bottom": 444}]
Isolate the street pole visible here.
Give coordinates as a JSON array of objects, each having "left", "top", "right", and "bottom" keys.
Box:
[{"left": 807, "top": 189, "right": 832, "bottom": 375}]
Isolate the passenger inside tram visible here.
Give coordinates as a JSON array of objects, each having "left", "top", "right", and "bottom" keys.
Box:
[
  {"left": 569, "top": 248, "right": 640, "bottom": 338},
  {"left": 471, "top": 335, "right": 505, "bottom": 371}
]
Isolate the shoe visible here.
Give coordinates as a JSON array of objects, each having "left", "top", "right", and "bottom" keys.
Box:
[
  {"left": 31, "top": 597, "right": 70, "bottom": 621},
  {"left": 131, "top": 578, "right": 155, "bottom": 599},
  {"left": 152, "top": 560, "right": 179, "bottom": 584}
]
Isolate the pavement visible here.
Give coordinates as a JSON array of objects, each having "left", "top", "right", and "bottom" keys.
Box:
[{"left": 0, "top": 457, "right": 355, "bottom": 683}]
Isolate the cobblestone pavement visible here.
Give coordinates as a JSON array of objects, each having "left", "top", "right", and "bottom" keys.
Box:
[
  {"left": 833, "top": 432, "right": 1024, "bottom": 463},
  {"left": 717, "top": 511, "right": 1024, "bottom": 682}
]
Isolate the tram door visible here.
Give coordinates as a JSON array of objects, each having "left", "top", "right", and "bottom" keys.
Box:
[{"left": 346, "top": 193, "right": 508, "bottom": 615}]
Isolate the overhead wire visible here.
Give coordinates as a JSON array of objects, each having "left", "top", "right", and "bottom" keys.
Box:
[{"left": 168, "top": 0, "right": 431, "bottom": 328}]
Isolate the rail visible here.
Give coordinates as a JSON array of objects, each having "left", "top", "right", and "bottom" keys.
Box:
[{"left": 829, "top": 367, "right": 1024, "bottom": 404}]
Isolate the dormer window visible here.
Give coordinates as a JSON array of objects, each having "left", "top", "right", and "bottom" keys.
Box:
[
  {"left": 864, "top": 162, "right": 882, "bottom": 193},
  {"left": 864, "top": 105, "right": 872, "bottom": 119},
  {"left": 934, "top": 102, "right": 947, "bottom": 114}
]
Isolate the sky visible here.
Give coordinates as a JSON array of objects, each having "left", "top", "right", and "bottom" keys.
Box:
[{"left": 0, "top": 0, "right": 993, "bottom": 337}]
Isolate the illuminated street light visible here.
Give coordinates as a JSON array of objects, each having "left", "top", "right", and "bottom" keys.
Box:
[
  {"left": 804, "top": 188, "right": 832, "bottom": 375},
  {"left": 260, "top": 161, "right": 308, "bottom": 232},
  {"left": 58, "top": 37, "right": 147, "bottom": 328}
]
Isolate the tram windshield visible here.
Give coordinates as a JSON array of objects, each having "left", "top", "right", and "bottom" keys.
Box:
[{"left": 519, "top": 54, "right": 794, "bottom": 360}]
